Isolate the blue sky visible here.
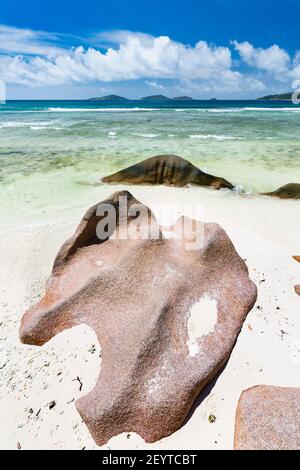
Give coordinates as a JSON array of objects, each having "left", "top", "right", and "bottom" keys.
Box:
[{"left": 1, "top": 0, "right": 300, "bottom": 99}]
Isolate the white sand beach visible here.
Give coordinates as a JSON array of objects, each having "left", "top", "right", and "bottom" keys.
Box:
[
  {"left": 2, "top": 0, "right": 300, "bottom": 451},
  {"left": 1, "top": 185, "right": 299, "bottom": 450}
]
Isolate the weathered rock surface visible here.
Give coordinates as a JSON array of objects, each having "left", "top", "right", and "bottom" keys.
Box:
[
  {"left": 263, "top": 183, "right": 300, "bottom": 199},
  {"left": 234, "top": 385, "right": 300, "bottom": 450},
  {"left": 20, "top": 190, "right": 256, "bottom": 446},
  {"left": 101, "top": 154, "right": 234, "bottom": 190},
  {"left": 293, "top": 256, "right": 300, "bottom": 296}
]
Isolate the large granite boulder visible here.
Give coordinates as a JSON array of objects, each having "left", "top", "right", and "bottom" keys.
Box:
[
  {"left": 263, "top": 183, "right": 300, "bottom": 199},
  {"left": 20, "top": 190, "right": 256, "bottom": 446},
  {"left": 101, "top": 155, "right": 234, "bottom": 190},
  {"left": 234, "top": 385, "right": 300, "bottom": 450}
]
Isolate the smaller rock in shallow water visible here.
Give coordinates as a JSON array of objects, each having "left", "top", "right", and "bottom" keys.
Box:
[
  {"left": 101, "top": 154, "right": 234, "bottom": 190},
  {"left": 263, "top": 183, "right": 300, "bottom": 199},
  {"left": 234, "top": 385, "right": 300, "bottom": 450}
]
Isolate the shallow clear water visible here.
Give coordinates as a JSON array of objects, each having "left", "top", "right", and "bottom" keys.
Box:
[{"left": 1, "top": 99, "right": 300, "bottom": 225}]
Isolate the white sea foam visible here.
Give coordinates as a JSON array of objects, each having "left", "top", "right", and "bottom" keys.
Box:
[
  {"left": 0, "top": 121, "right": 42, "bottom": 128},
  {"left": 45, "top": 107, "right": 160, "bottom": 112},
  {"left": 0, "top": 120, "right": 58, "bottom": 128},
  {"left": 0, "top": 121, "right": 26, "bottom": 128},
  {"left": 132, "top": 133, "right": 160, "bottom": 138},
  {"left": 243, "top": 107, "right": 300, "bottom": 112},
  {"left": 189, "top": 134, "right": 241, "bottom": 140},
  {"left": 30, "top": 126, "right": 61, "bottom": 130},
  {"left": 2, "top": 106, "right": 300, "bottom": 115},
  {"left": 207, "top": 109, "right": 242, "bottom": 113},
  {"left": 207, "top": 107, "right": 300, "bottom": 113}
]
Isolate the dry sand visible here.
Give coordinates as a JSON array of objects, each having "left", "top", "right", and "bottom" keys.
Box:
[{"left": 0, "top": 185, "right": 300, "bottom": 449}]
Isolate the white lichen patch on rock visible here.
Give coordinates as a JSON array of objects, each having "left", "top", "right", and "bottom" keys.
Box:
[
  {"left": 186, "top": 294, "right": 218, "bottom": 357},
  {"left": 147, "top": 359, "right": 168, "bottom": 397}
]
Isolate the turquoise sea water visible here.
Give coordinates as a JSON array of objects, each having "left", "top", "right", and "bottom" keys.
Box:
[{"left": 1, "top": 99, "right": 300, "bottom": 224}]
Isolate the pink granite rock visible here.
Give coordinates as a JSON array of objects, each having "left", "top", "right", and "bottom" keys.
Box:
[
  {"left": 263, "top": 183, "right": 300, "bottom": 199},
  {"left": 101, "top": 154, "right": 234, "bottom": 189},
  {"left": 234, "top": 385, "right": 300, "bottom": 450},
  {"left": 20, "top": 190, "right": 256, "bottom": 446}
]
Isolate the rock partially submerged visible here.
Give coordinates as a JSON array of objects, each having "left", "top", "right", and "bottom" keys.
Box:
[
  {"left": 263, "top": 183, "right": 300, "bottom": 199},
  {"left": 101, "top": 154, "right": 234, "bottom": 190},
  {"left": 234, "top": 385, "right": 300, "bottom": 450},
  {"left": 20, "top": 190, "right": 256, "bottom": 446}
]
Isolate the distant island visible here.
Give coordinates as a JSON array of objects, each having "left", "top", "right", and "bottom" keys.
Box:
[
  {"left": 141, "top": 95, "right": 170, "bottom": 101},
  {"left": 140, "top": 95, "right": 194, "bottom": 101},
  {"left": 88, "top": 95, "right": 128, "bottom": 101},
  {"left": 88, "top": 94, "right": 194, "bottom": 101},
  {"left": 171, "top": 96, "right": 194, "bottom": 101},
  {"left": 258, "top": 92, "right": 294, "bottom": 101}
]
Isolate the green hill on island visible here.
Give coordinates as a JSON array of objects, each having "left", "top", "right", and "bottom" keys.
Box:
[
  {"left": 88, "top": 94, "right": 194, "bottom": 101},
  {"left": 141, "top": 95, "right": 170, "bottom": 101},
  {"left": 258, "top": 92, "right": 294, "bottom": 100},
  {"left": 141, "top": 95, "right": 194, "bottom": 100},
  {"left": 88, "top": 95, "right": 128, "bottom": 101},
  {"left": 171, "top": 96, "right": 193, "bottom": 100}
]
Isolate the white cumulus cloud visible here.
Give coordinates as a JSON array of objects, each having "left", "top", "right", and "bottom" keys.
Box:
[
  {"left": 233, "top": 40, "right": 290, "bottom": 75},
  {"left": 0, "top": 25, "right": 65, "bottom": 56},
  {"left": 0, "top": 25, "right": 297, "bottom": 96},
  {"left": 0, "top": 27, "right": 233, "bottom": 86}
]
